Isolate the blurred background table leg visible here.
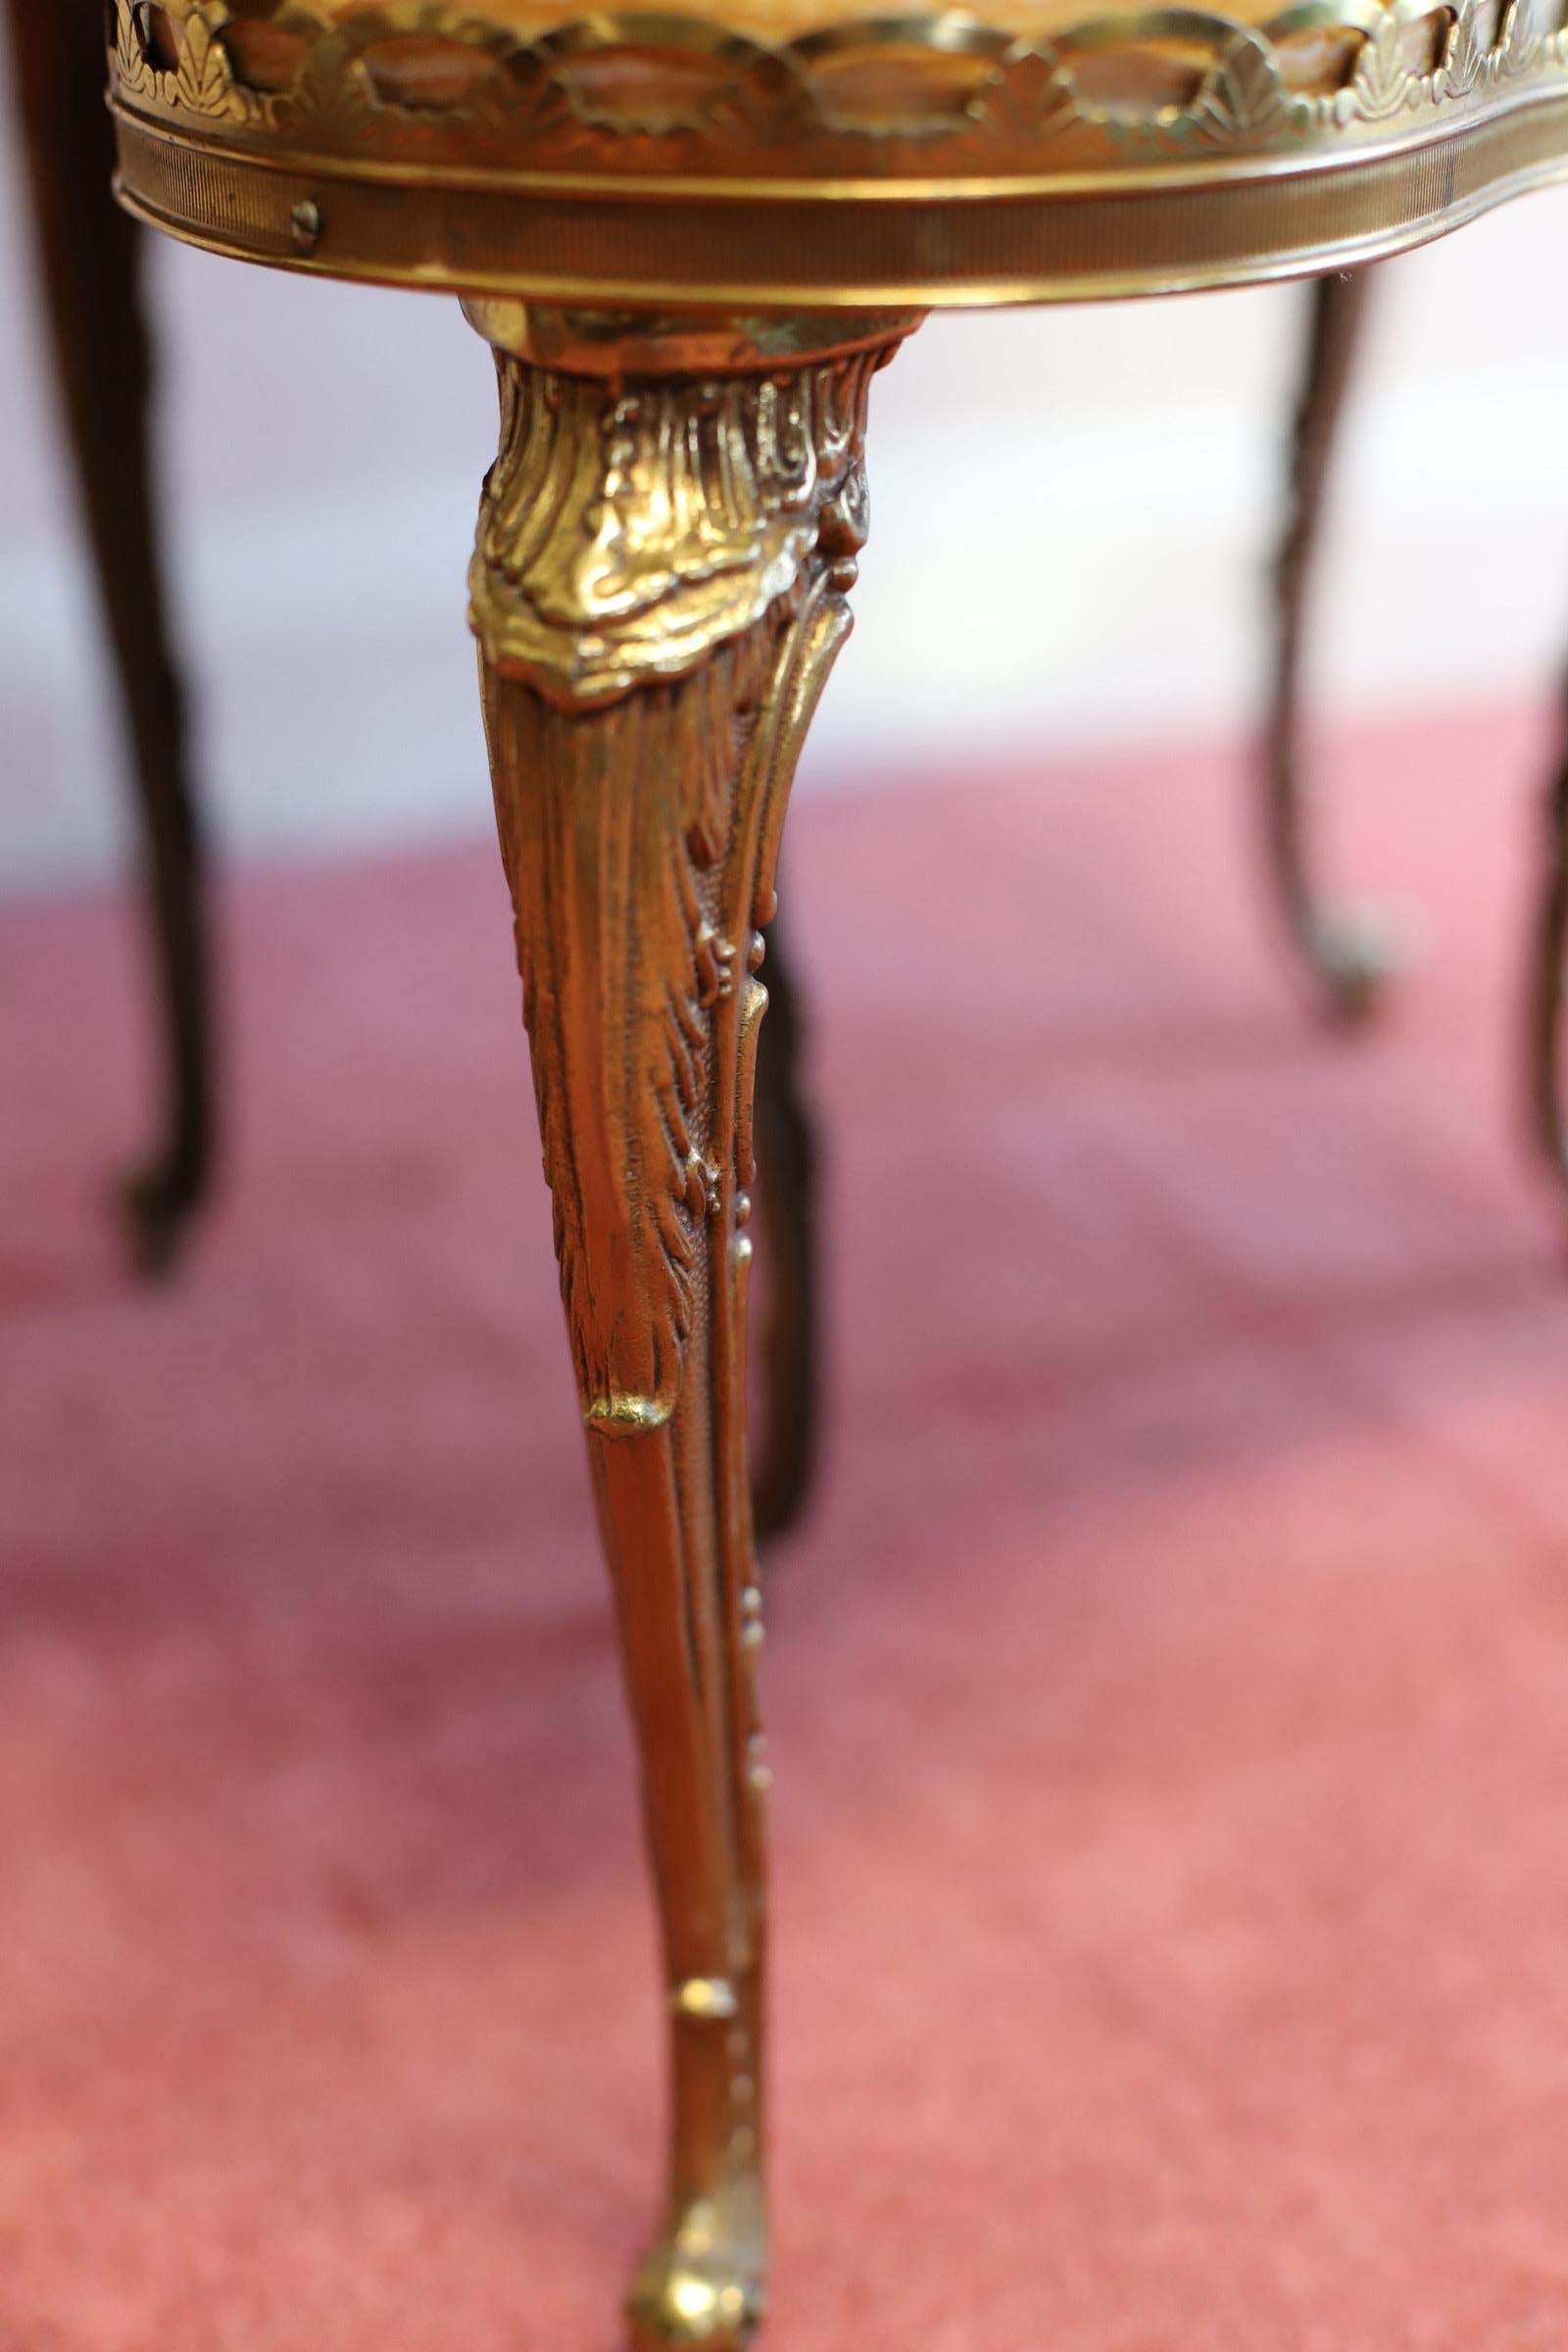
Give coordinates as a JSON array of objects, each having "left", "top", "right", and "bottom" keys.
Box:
[
  {"left": 1264, "top": 269, "right": 1402, "bottom": 1028},
  {"left": 1528, "top": 668, "right": 1568, "bottom": 1200},
  {"left": 8, "top": 0, "right": 214, "bottom": 1271},
  {"left": 750, "top": 901, "right": 822, "bottom": 1546}
]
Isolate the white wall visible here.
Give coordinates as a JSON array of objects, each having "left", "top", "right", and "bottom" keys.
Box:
[{"left": 5, "top": 33, "right": 1568, "bottom": 889}]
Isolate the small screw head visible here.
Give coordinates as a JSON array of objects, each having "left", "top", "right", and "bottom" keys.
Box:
[{"left": 290, "top": 199, "right": 322, "bottom": 253}]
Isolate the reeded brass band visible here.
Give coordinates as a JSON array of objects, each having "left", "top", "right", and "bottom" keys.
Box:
[{"left": 113, "top": 88, "right": 1568, "bottom": 304}]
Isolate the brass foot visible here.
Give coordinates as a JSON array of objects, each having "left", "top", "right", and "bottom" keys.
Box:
[
  {"left": 628, "top": 2178, "right": 767, "bottom": 2349},
  {"left": 1299, "top": 901, "right": 1408, "bottom": 1028},
  {"left": 119, "top": 1151, "right": 203, "bottom": 1277}
]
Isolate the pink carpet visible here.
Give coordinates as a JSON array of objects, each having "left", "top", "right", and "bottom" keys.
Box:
[{"left": 4, "top": 709, "right": 1568, "bottom": 2349}]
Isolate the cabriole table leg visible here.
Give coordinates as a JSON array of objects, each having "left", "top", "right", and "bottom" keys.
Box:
[
  {"left": 11, "top": 0, "right": 215, "bottom": 1270},
  {"left": 466, "top": 301, "right": 913, "bottom": 2348},
  {"left": 749, "top": 900, "right": 823, "bottom": 1546},
  {"left": 1528, "top": 692, "right": 1568, "bottom": 1197},
  {"left": 1264, "top": 268, "right": 1400, "bottom": 1025}
]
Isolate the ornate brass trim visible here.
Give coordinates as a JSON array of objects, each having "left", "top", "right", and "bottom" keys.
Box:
[
  {"left": 108, "top": 0, "right": 1568, "bottom": 302},
  {"left": 469, "top": 347, "right": 880, "bottom": 706},
  {"left": 110, "top": 0, "right": 1568, "bottom": 182}
]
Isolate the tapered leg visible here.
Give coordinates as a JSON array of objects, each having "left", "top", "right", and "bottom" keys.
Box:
[
  {"left": 1527, "top": 682, "right": 1568, "bottom": 1195},
  {"left": 10, "top": 0, "right": 214, "bottom": 1270},
  {"left": 466, "top": 302, "right": 911, "bottom": 2346},
  {"left": 749, "top": 901, "right": 822, "bottom": 1545},
  {"left": 1265, "top": 268, "right": 1397, "bottom": 1024}
]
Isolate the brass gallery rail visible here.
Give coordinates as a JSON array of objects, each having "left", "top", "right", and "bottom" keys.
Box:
[{"left": 111, "top": 0, "right": 1568, "bottom": 302}]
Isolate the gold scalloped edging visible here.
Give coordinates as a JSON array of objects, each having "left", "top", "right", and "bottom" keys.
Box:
[{"left": 111, "top": 0, "right": 1568, "bottom": 183}]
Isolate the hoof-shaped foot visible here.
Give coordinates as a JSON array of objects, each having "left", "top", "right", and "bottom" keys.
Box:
[
  {"left": 1533, "top": 1073, "right": 1568, "bottom": 1201},
  {"left": 627, "top": 2184, "right": 766, "bottom": 2350},
  {"left": 118, "top": 1153, "right": 203, "bottom": 1279},
  {"left": 1306, "top": 901, "right": 1414, "bottom": 1028}
]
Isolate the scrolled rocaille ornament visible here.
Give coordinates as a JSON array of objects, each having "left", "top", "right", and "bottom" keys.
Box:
[{"left": 468, "top": 352, "right": 879, "bottom": 709}]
